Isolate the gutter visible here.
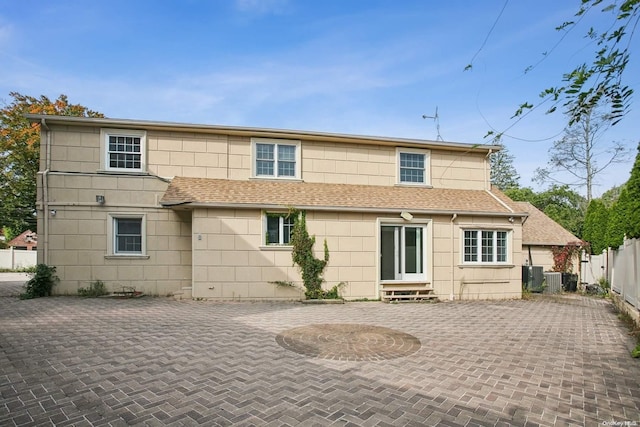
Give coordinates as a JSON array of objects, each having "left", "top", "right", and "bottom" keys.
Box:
[
  {"left": 41, "top": 118, "right": 50, "bottom": 265},
  {"left": 162, "top": 201, "right": 528, "bottom": 218}
]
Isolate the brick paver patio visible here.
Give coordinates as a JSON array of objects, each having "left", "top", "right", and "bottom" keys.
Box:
[{"left": 1, "top": 273, "right": 639, "bottom": 426}]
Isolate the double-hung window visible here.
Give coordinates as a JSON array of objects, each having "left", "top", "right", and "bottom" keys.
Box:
[
  {"left": 463, "top": 230, "right": 508, "bottom": 264},
  {"left": 252, "top": 138, "right": 300, "bottom": 179},
  {"left": 107, "top": 214, "right": 146, "bottom": 257},
  {"left": 265, "top": 213, "right": 295, "bottom": 245},
  {"left": 397, "top": 148, "right": 430, "bottom": 185},
  {"left": 380, "top": 224, "right": 427, "bottom": 281},
  {"left": 101, "top": 129, "right": 146, "bottom": 172}
]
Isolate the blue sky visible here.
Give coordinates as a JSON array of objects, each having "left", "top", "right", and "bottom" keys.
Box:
[{"left": 1, "top": 0, "right": 638, "bottom": 197}]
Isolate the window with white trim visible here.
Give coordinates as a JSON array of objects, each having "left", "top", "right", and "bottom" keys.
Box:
[
  {"left": 463, "top": 230, "right": 508, "bottom": 263},
  {"left": 380, "top": 224, "right": 426, "bottom": 281},
  {"left": 265, "top": 213, "right": 295, "bottom": 245},
  {"left": 101, "top": 129, "right": 146, "bottom": 172},
  {"left": 252, "top": 138, "right": 300, "bottom": 179},
  {"left": 107, "top": 214, "right": 147, "bottom": 256},
  {"left": 397, "top": 148, "right": 430, "bottom": 185}
]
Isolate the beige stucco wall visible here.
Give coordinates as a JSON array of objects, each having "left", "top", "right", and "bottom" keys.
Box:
[
  {"left": 43, "top": 126, "right": 489, "bottom": 190},
  {"left": 189, "top": 209, "right": 521, "bottom": 301},
  {"left": 524, "top": 245, "right": 580, "bottom": 274},
  {"left": 37, "top": 124, "right": 519, "bottom": 300},
  {"left": 38, "top": 173, "right": 192, "bottom": 295}
]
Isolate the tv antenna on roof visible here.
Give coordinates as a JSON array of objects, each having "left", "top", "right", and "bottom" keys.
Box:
[{"left": 422, "top": 107, "right": 443, "bottom": 141}]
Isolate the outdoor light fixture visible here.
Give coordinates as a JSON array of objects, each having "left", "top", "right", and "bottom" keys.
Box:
[
  {"left": 50, "top": 209, "right": 56, "bottom": 216},
  {"left": 96, "top": 195, "right": 105, "bottom": 204},
  {"left": 508, "top": 217, "right": 515, "bottom": 223},
  {"left": 400, "top": 211, "right": 413, "bottom": 221}
]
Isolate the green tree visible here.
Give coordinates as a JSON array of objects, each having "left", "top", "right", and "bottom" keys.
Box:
[
  {"left": 0, "top": 92, "right": 103, "bottom": 233},
  {"left": 505, "top": 185, "right": 586, "bottom": 237},
  {"left": 582, "top": 199, "right": 610, "bottom": 253},
  {"left": 600, "top": 184, "right": 625, "bottom": 208},
  {"left": 624, "top": 142, "right": 640, "bottom": 238},
  {"left": 490, "top": 143, "right": 520, "bottom": 190},
  {"left": 606, "top": 187, "right": 629, "bottom": 248}
]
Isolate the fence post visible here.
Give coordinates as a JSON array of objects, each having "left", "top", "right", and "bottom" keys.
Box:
[{"left": 10, "top": 246, "right": 15, "bottom": 270}]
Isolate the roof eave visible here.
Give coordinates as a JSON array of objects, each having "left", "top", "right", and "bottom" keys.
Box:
[
  {"left": 161, "top": 201, "right": 528, "bottom": 217},
  {"left": 26, "top": 114, "right": 500, "bottom": 153}
]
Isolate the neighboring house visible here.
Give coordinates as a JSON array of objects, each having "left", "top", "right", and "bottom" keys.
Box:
[
  {"left": 29, "top": 114, "right": 527, "bottom": 300},
  {"left": 8, "top": 230, "right": 38, "bottom": 251},
  {"left": 515, "top": 201, "right": 580, "bottom": 272}
]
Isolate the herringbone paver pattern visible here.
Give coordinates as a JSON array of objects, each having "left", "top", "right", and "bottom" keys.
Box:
[{"left": 1, "top": 274, "right": 639, "bottom": 426}]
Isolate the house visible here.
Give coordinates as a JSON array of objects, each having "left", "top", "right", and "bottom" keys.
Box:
[
  {"left": 515, "top": 201, "right": 580, "bottom": 272},
  {"left": 29, "top": 114, "right": 527, "bottom": 300},
  {"left": 7, "top": 230, "right": 38, "bottom": 251}
]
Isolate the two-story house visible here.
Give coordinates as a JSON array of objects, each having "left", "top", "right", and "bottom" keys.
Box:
[{"left": 29, "top": 114, "right": 526, "bottom": 300}]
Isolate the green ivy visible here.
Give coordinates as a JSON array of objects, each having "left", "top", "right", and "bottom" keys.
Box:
[{"left": 288, "top": 209, "right": 331, "bottom": 299}]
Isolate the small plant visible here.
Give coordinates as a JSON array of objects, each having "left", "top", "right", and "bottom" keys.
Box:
[
  {"left": 270, "top": 280, "right": 297, "bottom": 288},
  {"left": 20, "top": 264, "right": 59, "bottom": 299},
  {"left": 632, "top": 344, "right": 640, "bottom": 358},
  {"left": 78, "top": 280, "right": 109, "bottom": 297}
]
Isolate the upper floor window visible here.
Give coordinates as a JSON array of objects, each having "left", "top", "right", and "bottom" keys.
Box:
[
  {"left": 463, "top": 229, "right": 508, "bottom": 264},
  {"left": 252, "top": 138, "right": 300, "bottom": 179},
  {"left": 101, "top": 129, "right": 146, "bottom": 172},
  {"left": 265, "top": 213, "right": 295, "bottom": 245},
  {"left": 397, "top": 148, "right": 430, "bottom": 185}
]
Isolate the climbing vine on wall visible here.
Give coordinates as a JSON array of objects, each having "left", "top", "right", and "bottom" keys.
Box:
[{"left": 288, "top": 209, "right": 330, "bottom": 299}]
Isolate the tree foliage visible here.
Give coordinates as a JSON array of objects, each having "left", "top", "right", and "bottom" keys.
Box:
[
  {"left": 538, "top": 1, "right": 639, "bottom": 126},
  {"left": 583, "top": 199, "right": 610, "bottom": 253},
  {"left": 0, "top": 92, "right": 103, "bottom": 233},
  {"left": 490, "top": 143, "right": 520, "bottom": 190},
  {"left": 534, "top": 106, "right": 627, "bottom": 202},
  {"left": 505, "top": 185, "right": 587, "bottom": 237},
  {"left": 623, "top": 142, "right": 640, "bottom": 238},
  {"left": 606, "top": 186, "right": 629, "bottom": 248}
]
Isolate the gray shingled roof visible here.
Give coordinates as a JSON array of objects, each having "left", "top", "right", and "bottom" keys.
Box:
[
  {"left": 515, "top": 201, "right": 579, "bottom": 245},
  {"left": 161, "top": 177, "right": 526, "bottom": 216}
]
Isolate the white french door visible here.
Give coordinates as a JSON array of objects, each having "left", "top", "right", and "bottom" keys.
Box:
[{"left": 380, "top": 225, "right": 425, "bottom": 281}]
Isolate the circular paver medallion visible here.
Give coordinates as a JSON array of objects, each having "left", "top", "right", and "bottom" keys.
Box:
[{"left": 275, "top": 323, "right": 421, "bottom": 361}]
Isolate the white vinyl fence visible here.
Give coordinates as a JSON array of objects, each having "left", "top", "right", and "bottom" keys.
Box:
[
  {"left": 0, "top": 248, "right": 37, "bottom": 270},
  {"left": 583, "top": 237, "right": 640, "bottom": 310}
]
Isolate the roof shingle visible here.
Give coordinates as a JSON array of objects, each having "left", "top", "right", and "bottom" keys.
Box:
[
  {"left": 515, "top": 201, "right": 579, "bottom": 245},
  {"left": 161, "top": 177, "right": 525, "bottom": 215}
]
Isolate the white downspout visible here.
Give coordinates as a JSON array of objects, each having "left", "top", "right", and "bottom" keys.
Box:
[
  {"left": 41, "top": 118, "right": 50, "bottom": 265},
  {"left": 450, "top": 213, "right": 457, "bottom": 300}
]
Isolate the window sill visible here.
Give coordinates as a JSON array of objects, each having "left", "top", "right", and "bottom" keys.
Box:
[
  {"left": 394, "top": 183, "right": 432, "bottom": 188},
  {"left": 105, "top": 254, "right": 150, "bottom": 260},
  {"left": 250, "top": 177, "right": 303, "bottom": 182},
  {"left": 259, "top": 245, "right": 292, "bottom": 251},
  {"left": 97, "top": 169, "right": 149, "bottom": 176},
  {"left": 458, "top": 263, "right": 514, "bottom": 269}
]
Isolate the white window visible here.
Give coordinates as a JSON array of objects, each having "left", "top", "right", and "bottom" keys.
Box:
[
  {"left": 265, "top": 213, "right": 295, "bottom": 245},
  {"left": 380, "top": 224, "right": 426, "bottom": 281},
  {"left": 107, "top": 214, "right": 147, "bottom": 257},
  {"left": 252, "top": 138, "right": 300, "bottom": 179},
  {"left": 397, "top": 148, "right": 430, "bottom": 185},
  {"left": 101, "top": 129, "right": 146, "bottom": 172},
  {"left": 463, "top": 230, "right": 508, "bottom": 264}
]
